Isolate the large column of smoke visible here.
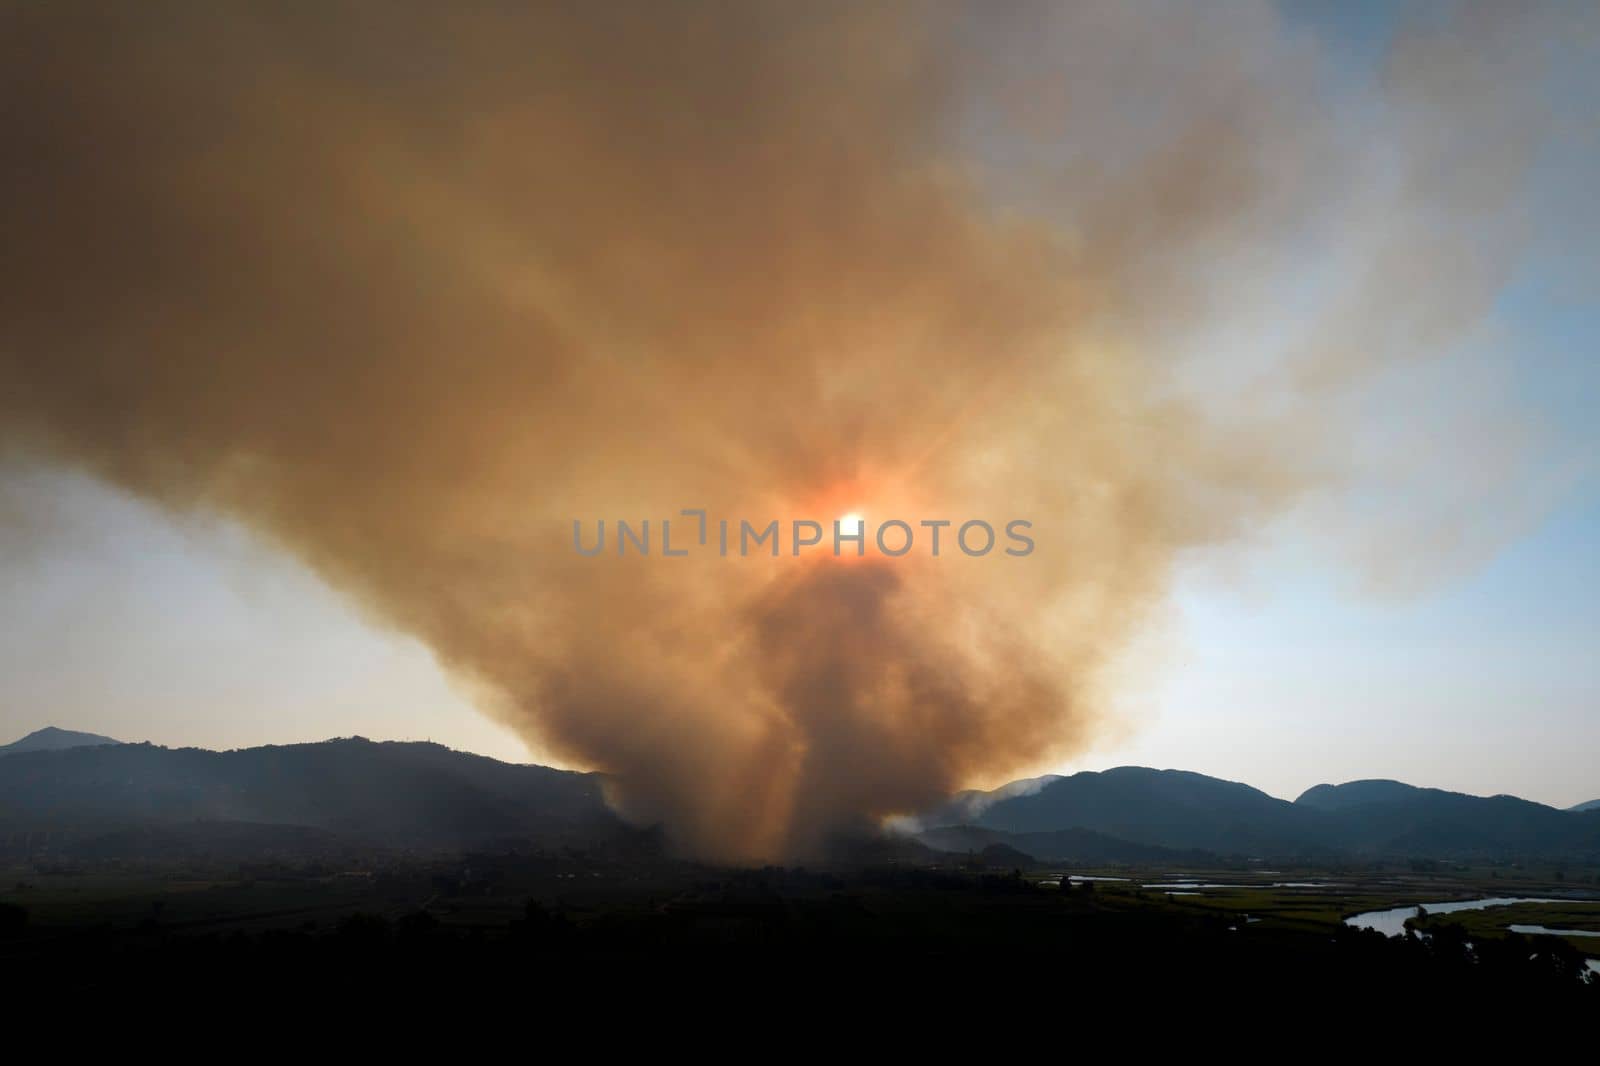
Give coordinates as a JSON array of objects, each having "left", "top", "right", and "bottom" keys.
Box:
[{"left": 0, "top": 3, "right": 1582, "bottom": 861}]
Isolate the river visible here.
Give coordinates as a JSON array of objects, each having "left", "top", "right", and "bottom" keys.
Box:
[{"left": 1343, "top": 896, "right": 1600, "bottom": 975}]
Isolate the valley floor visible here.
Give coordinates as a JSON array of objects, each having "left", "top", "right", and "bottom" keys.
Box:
[{"left": 2, "top": 853, "right": 1596, "bottom": 1009}]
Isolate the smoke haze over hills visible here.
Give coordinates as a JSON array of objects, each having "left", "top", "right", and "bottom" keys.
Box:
[{"left": 2, "top": 3, "right": 1595, "bottom": 860}]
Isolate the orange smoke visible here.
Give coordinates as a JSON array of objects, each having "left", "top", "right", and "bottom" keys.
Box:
[{"left": 0, "top": 2, "right": 1575, "bottom": 860}]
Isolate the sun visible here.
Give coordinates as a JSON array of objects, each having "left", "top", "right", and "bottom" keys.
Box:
[{"left": 837, "top": 512, "right": 864, "bottom": 537}]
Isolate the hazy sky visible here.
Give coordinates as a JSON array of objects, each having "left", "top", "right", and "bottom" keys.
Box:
[{"left": 1, "top": 2, "right": 1596, "bottom": 814}]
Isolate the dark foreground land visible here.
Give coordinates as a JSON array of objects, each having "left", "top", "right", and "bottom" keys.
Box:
[{"left": 3, "top": 850, "right": 1596, "bottom": 1010}]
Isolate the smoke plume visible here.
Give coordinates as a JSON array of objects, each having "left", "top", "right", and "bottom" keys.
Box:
[{"left": 0, "top": 2, "right": 1583, "bottom": 860}]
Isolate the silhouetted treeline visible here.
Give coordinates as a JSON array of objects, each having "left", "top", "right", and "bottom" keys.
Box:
[{"left": 1, "top": 871, "right": 1592, "bottom": 1010}]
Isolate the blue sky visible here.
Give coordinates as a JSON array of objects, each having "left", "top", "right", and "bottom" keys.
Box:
[{"left": 1095, "top": 213, "right": 1599, "bottom": 805}]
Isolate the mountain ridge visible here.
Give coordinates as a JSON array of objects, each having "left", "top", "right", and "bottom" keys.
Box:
[
  {"left": 0, "top": 734, "right": 619, "bottom": 855},
  {"left": 933, "top": 765, "right": 1600, "bottom": 862},
  {"left": 0, "top": 726, "right": 123, "bottom": 756},
  {"left": 4, "top": 729, "right": 1596, "bottom": 862}
]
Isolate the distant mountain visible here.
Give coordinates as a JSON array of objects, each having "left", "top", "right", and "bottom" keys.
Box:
[
  {"left": 927, "top": 767, "right": 1600, "bottom": 862},
  {"left": 1295, "top": 779, "right": 1422, "bottom": 811},
  {"left": 0, "top": 736, "right": 620, "bottom": 856},
  {"left": 0, "top": 726, "right": 122, "bottom": 756},
  {"left": 967, "top": 767, "right": 1328, "bottom": 857},
  {"left": 8, "top": 737, "right": 1598, "bottom": 865},
  {"left": 922, "top": 774, "right": 1063, "bottom": 826},
  {"left": 1571, "top": 799, "right": 1600, "bottom": 813},
  {"left": 1294, "top": 779, "right": 1600, "bottom": 858}
]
